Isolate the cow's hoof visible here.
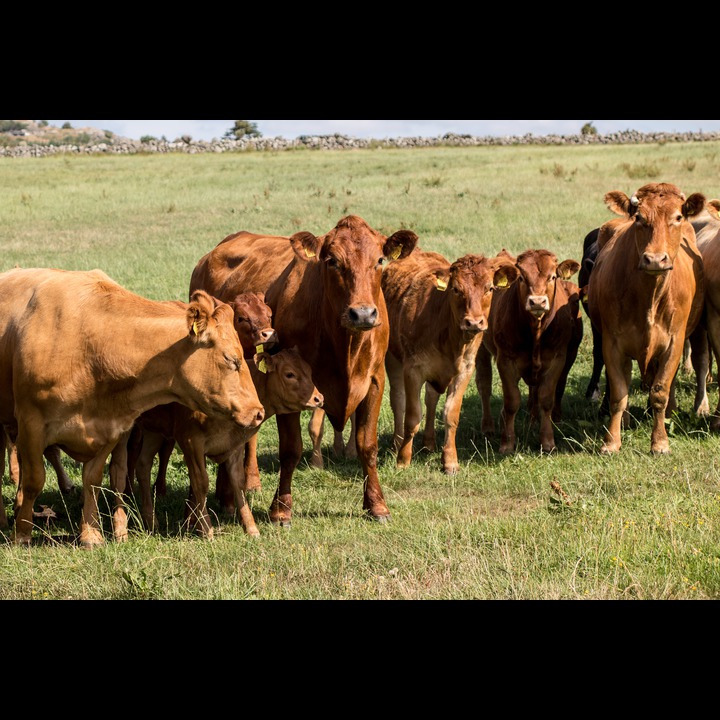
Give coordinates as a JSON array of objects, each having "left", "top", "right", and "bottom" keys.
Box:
[
  {"left": 271, "top": 518, "right": 292, "bottom": 529},
  {"left": 443, "top": 464, "right": 459, "bottom": 475}
]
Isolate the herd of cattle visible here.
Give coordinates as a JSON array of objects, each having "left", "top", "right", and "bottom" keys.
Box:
[{"left": 1, "top": 181, "right": 719, "bottom": 548}]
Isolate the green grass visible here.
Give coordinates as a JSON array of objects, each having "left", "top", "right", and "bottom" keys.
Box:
[{"left": 2, "top": 143, "right": 720, "bottom": 599}]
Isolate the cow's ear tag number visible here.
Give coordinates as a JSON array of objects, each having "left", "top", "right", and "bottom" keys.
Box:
[
  {"left": 437, "top": 278, "right": 448, "bottom": 291},
  {"left": 258, "top": 358, "right": 267, "bottom": 373},
  {"left": 192, "top": 321, "right": 199, "bottom": 335},
  {"left": 305, "top": 248, "right": 316, "bottom": 258},
  {"left": 391, "top": 245, "right": 403, "bottom": 261},
  {"left": 496, "top": 276, "right": 508, "bottom": 288}
]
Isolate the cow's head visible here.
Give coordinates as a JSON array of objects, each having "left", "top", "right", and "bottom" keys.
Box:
[
  {"left": 604, "top": 182, "right": 706, "bottom": 274},
  {"left": 434, "top": 254, "right": 519, "bottom": 338},
  {"left": 289, "top": 215, "right": 418, "bottom": 332},
  {"left": 183, "top": 290, "right": 265, "bottom": 429},
  {"left": 253, "top": 346, "right": 324, "bottom": 414},
  {"left": 515, "top": 250, "right": 580, "bottom": 320},
  {"left": 230, "top": 291, "right": 278, "bottom": 356}
]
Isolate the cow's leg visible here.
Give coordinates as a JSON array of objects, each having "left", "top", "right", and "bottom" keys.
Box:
[
  {"left": 497, "top": 362, "right": 522, "bottom": 455},
  {"left": 707, "top": 304, "right": 720, "bottom": 431},
  {"left": 648, "top": 347, "right": 684, "bottom": 455},
  {"left": 154, "top": 437, "right": 174, "bottom": 497},
  {"left": 107, "top": 431, "right": 131, "bottom": 542},
  {"left": 440, "top": 356, "right": 477, "bottom": 474},
  {"left": 476, "top": 344, "right": 495, "bottom": 436},
  {"left": 79, "top": 444, "right": 116, "bottom": 548},
  {"left": 224, "top": 446, "right": 259, "bottom": 537},
  {"left": 182, "top": 441, "right": 214, "bottom": 540},
  {"left": 269, "top": 412, "right": 302, "bottom": 527},
  {"left": 601, "top": 349, "right": 632, "bottom": 455},
  {"left": 11, "top": 421, "right": 47, "bottom": 546},
  {"left": 243, "top": 435, "right": 262, "bottom": 491},
  {"left": 0, "top": 430, "right": 7, "bottom": 530},
  {"left": 688, "top": 324, "right": 710, "bottom": 416},
  {"left": 355, "top": 373, "right": 390, "bottom": 521},
  {"left": 386, "top": 352, "right": 406, "bottom": 453},
  {"left": 339, "top": 413, "right": 357, "bottom": 459},
  {"left": 7, "top": 434, "right": 19, "bottom": 487},
  {"left": 44, "top": 445, "right": 74, "bottom": 494},
  {"left": 422, "top": 383, "right": 439, "bottom": 452},
  {"left": 537, "top": 376, "right": 560, "bottom": 454},
  {"left": 396, "top": 368, "right": 423, "bottom": 468},
  {"left": 135, "top": 432, "right": 164, "bottom": 532},
  {"left": 215, "top": 461, "right": 236, "bottom": 515},
  {"left": 307, "top": 408, "right": 326, "bottom": 469},
  {"left": 586, "top": 323, "right": 605, "bottom": 402},
  {"left": 124, "top": 424, "right": 143, "bottom": 496}
]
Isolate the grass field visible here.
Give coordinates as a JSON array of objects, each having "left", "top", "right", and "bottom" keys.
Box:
[{"left": 2, "top": 142, "right": 720, "bottom": 599}]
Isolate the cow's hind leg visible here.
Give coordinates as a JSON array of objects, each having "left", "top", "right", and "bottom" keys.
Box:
[
  {"left": 270, "top": 412, "right": 303, "bottom": 527},
  {"left": 422, "top": 383, "right": 439, "bottom": 453},
  {"left": 307, "top": 408, "right": 326, "bottom": 469}
]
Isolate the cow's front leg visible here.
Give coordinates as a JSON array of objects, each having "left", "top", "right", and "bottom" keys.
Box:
[{"left": 270, "top": 413, "right": 302, "bottom": 527}]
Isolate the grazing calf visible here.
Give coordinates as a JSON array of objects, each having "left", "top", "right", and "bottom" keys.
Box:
[
  {"left": 126, "top": 347, "right": 323, "bottom": 537},
  {"left": 0, "top": 268, "right": 264, "bottom": 546},
  {"left": 587, "top": 182, "right": 705, "bottom": 455},
  {"left": 190, "top": 215, "right": 418, "bottom": 526},
  {"left": 476, "top": 249, "right": 583, "bottom": 455},
  {"left": 381, "top": 249, "right": 518, "bottom": 473}
]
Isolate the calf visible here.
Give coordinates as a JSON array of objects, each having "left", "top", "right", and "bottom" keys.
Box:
[
  {"left": 586, "top": 182, "right": 705, "bottom": 454},
  {"left": 0, "top": 268, "right": 264, "bottom": 546},
  {"left": 125, "top": 347, "right": 323, "bottom": 537},
  {"left": 382, "top": 249, "right": 518, "bottom": 473},
  {"left": 476, "top": 249, "right": 583, "bottom": 454}
]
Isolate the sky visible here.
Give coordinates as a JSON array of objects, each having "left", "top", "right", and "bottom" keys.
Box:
[{"left": 45, "top": 119, "right": 720, "bottom": 143}]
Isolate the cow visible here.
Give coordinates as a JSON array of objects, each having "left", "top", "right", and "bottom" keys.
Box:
[
  {"left": 380, "top": 248, "right": 519, "bottom": 473},
  {"left": 476, "top": 248, "right": 583, "bottom": 455},
  {"left": 190, "top": 214, "right": 418, "bottom": 526},
  {"left": 0, "top": 267, "right": 265, "bottom": 546},
  {"left": 586, "top": 182, "right": 706, "bottom": 455},
  {"left": 579, "top": 227, "right": 604, "bottom": 402},
  {"left": 120, "top": 346, "right": 323, "bottom": 537},
  {"left": 145, "top": 291, "right": 279, "bottom": 499}
]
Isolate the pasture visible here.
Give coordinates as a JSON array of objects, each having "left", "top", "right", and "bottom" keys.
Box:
[{"left": 2, "top": 142, "right": 720, "bottom": 599}]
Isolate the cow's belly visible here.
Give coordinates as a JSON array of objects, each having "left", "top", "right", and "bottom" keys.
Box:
[{"left": 51, "top": 413, "right": 134, "bottom": 461}]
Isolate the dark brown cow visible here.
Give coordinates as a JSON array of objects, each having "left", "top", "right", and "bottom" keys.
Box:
[
  {"left": 123, "top": 347, "right": 323, "bottom": 537},
  {"left": 381, "top": 248, "right": 518, "bottom": 473},
  {"left": 476, "top": 249, "right": 583, "bottom": 454},
  {"left": 587, "top": 182, "right": 705, "bottom": 454},
  {"left": 0, "top": 268, "right": 264, "bottom": 546},
  {"left": 190, "top": 215, "right": 418, "bottom": 525}
]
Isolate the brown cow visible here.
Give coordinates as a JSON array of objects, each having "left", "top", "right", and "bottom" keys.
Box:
[
  {"left": 476, "top": 249, "right": 583, "bottom": 455},
  {"left": 381, "top": 249, "right": 519, "bottom": 473},
  {"left": 190, "top": 215, "right": 418, "bottom": 525},
  {"left": 0, "top": 268, "right": 264, "bottom": 546},
  {"left": 586, "top": 182, "right": 705, "bottom": 455},
  {"left": 122, "top": 347, "right": 323, "bottom": 537}
]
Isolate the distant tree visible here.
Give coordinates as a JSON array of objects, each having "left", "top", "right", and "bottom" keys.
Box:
[
  {"left": 225, "top": 120, "right": 262, "bottom": 139},
  {"left": 0, "top": 120, "right": 28, "bottom": 133},
  {"left": 62, "top": 121, "right": 73, "bottom": 129},
  {"left": 140, "top": 135, "right": 158, "bottom": 144},
  {"left": 38, "top": 120, "right": 49, "bottom": 127},
  {"left": 581, "top": 122, "right": 598, "bottom": 136}
]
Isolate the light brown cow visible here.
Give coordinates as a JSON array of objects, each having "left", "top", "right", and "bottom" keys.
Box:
[
  {"left": 381, "top": 249, "right": 518, "bottom": 473},
  {"left": 190, "top": 215, "right": 418, "bottom": 525},
  {"left": 0, "top": 268, "right": 264, "bottom": 546},
  {"left": 123, "top": 347, "right": 323, "bottom": 537},
  {"left": 587, "top": 182, "right": 705, "bottom": 454},
  {"left": 476, "top": 249, "right": 583, "bottom": 455}
]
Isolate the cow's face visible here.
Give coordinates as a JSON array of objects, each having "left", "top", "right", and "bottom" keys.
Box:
[
  {"left": 604, "top": 182, "right": 706, "bottom": 274},
  {"left": 183, "top": 291, "right": 265, "bottom": 429},
  {"left": 230, "top": 291, "right": 278, "bottom": 356},
  {"left": 290, "top": 215, "right": 418, "bottom": 332},
  {"left": 255, "top": 346, "right": 324, "bottom": 414},
  {"left": 516, "top": 250, "right": 579, "bottom": 320},
  {"left": 440, "top": 255, "right": 519, "bottom": 338}
]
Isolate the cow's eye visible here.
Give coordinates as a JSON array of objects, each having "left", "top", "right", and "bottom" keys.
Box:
[
  {"left": 326, "top": 257, "right": 339, "bottom": 270},
  {"left": 224, "top": 354, "right": 240, "bottom": 371},
  {"left": 676, "top": 214, "right": 683, "bottom": 223},
  {"left": 377, "top": 257, "right": 388, "bottom": 269},
  {"left": 285, "top": 372, "right": 296, "bottom": 380}
]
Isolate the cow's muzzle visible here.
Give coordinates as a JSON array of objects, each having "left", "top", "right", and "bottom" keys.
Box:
[
  {"left": 639, "top": 252, "right": 673, "bottom": 274},
  {"left": 345, "top": 305, "right": 380, "bottom": 330},
  {"left": 526, "top": 295, "right": 549, "bottom": 318}
]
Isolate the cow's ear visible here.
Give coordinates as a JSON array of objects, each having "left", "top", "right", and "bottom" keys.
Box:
[
  {"left": 433, "top": 269, "right": 450, "bottom": 292},
  {"left": 604, "top": 191, "right": 632, "bottom": 217},
  {"left": 289, "top": 231, "right": 322, "bottom": 262},
  {"left": 385, "top": 230, "right": 418, "bottom": 262},
  {"left": 253, "top": 351, "right": 274, "bottom": 374},
  {"left": 708, "top": 199, "right": 720, "bottom": 218},
  {"left": 558, "top": 259, "right": 580, "bottom": 279},
  {"left": 493, "top": 263, "right": 519, "bottom": 289},
  {"left": 683, "top": 193, "right": 707, "bottom": 218},
  {"left": 187, "top": 290, "right": 215, "bottom": 339}
]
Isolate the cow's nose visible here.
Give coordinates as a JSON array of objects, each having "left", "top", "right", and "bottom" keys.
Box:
[
  {"left": 527, "top": 296, "right": 549, "bottom": 316},
  {"left": 462, "top": 316, "right": 486, "bottom": 334},
  {"left": 348, "top": 305, "right": 378, "bottom": 329}
]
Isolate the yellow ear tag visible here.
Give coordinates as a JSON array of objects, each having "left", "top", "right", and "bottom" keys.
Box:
[
  {"left": 192, "top": 321, "right": 199, "bottom": 336},
  {"left": 437, "top": 278, "right": 448, "bottom": 291},
  {"left": 256, "top": 344, "right": 264, "bottom": 354},
  {"left": 304, "top": 248, "right": 316, "bottom": 258},
  {"left": 391, "top": 244, "right": 403, "bottom": 261},
  {"left": 258, "top": 358, "right": 267, "bottom": 374},
  {"left": 496, "top": 276, "right": 508, "bottom": 288}
]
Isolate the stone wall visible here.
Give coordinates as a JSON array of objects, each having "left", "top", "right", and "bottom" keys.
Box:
[{"left": 3, "top": 130, "right": 720, "bottom": 157}]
